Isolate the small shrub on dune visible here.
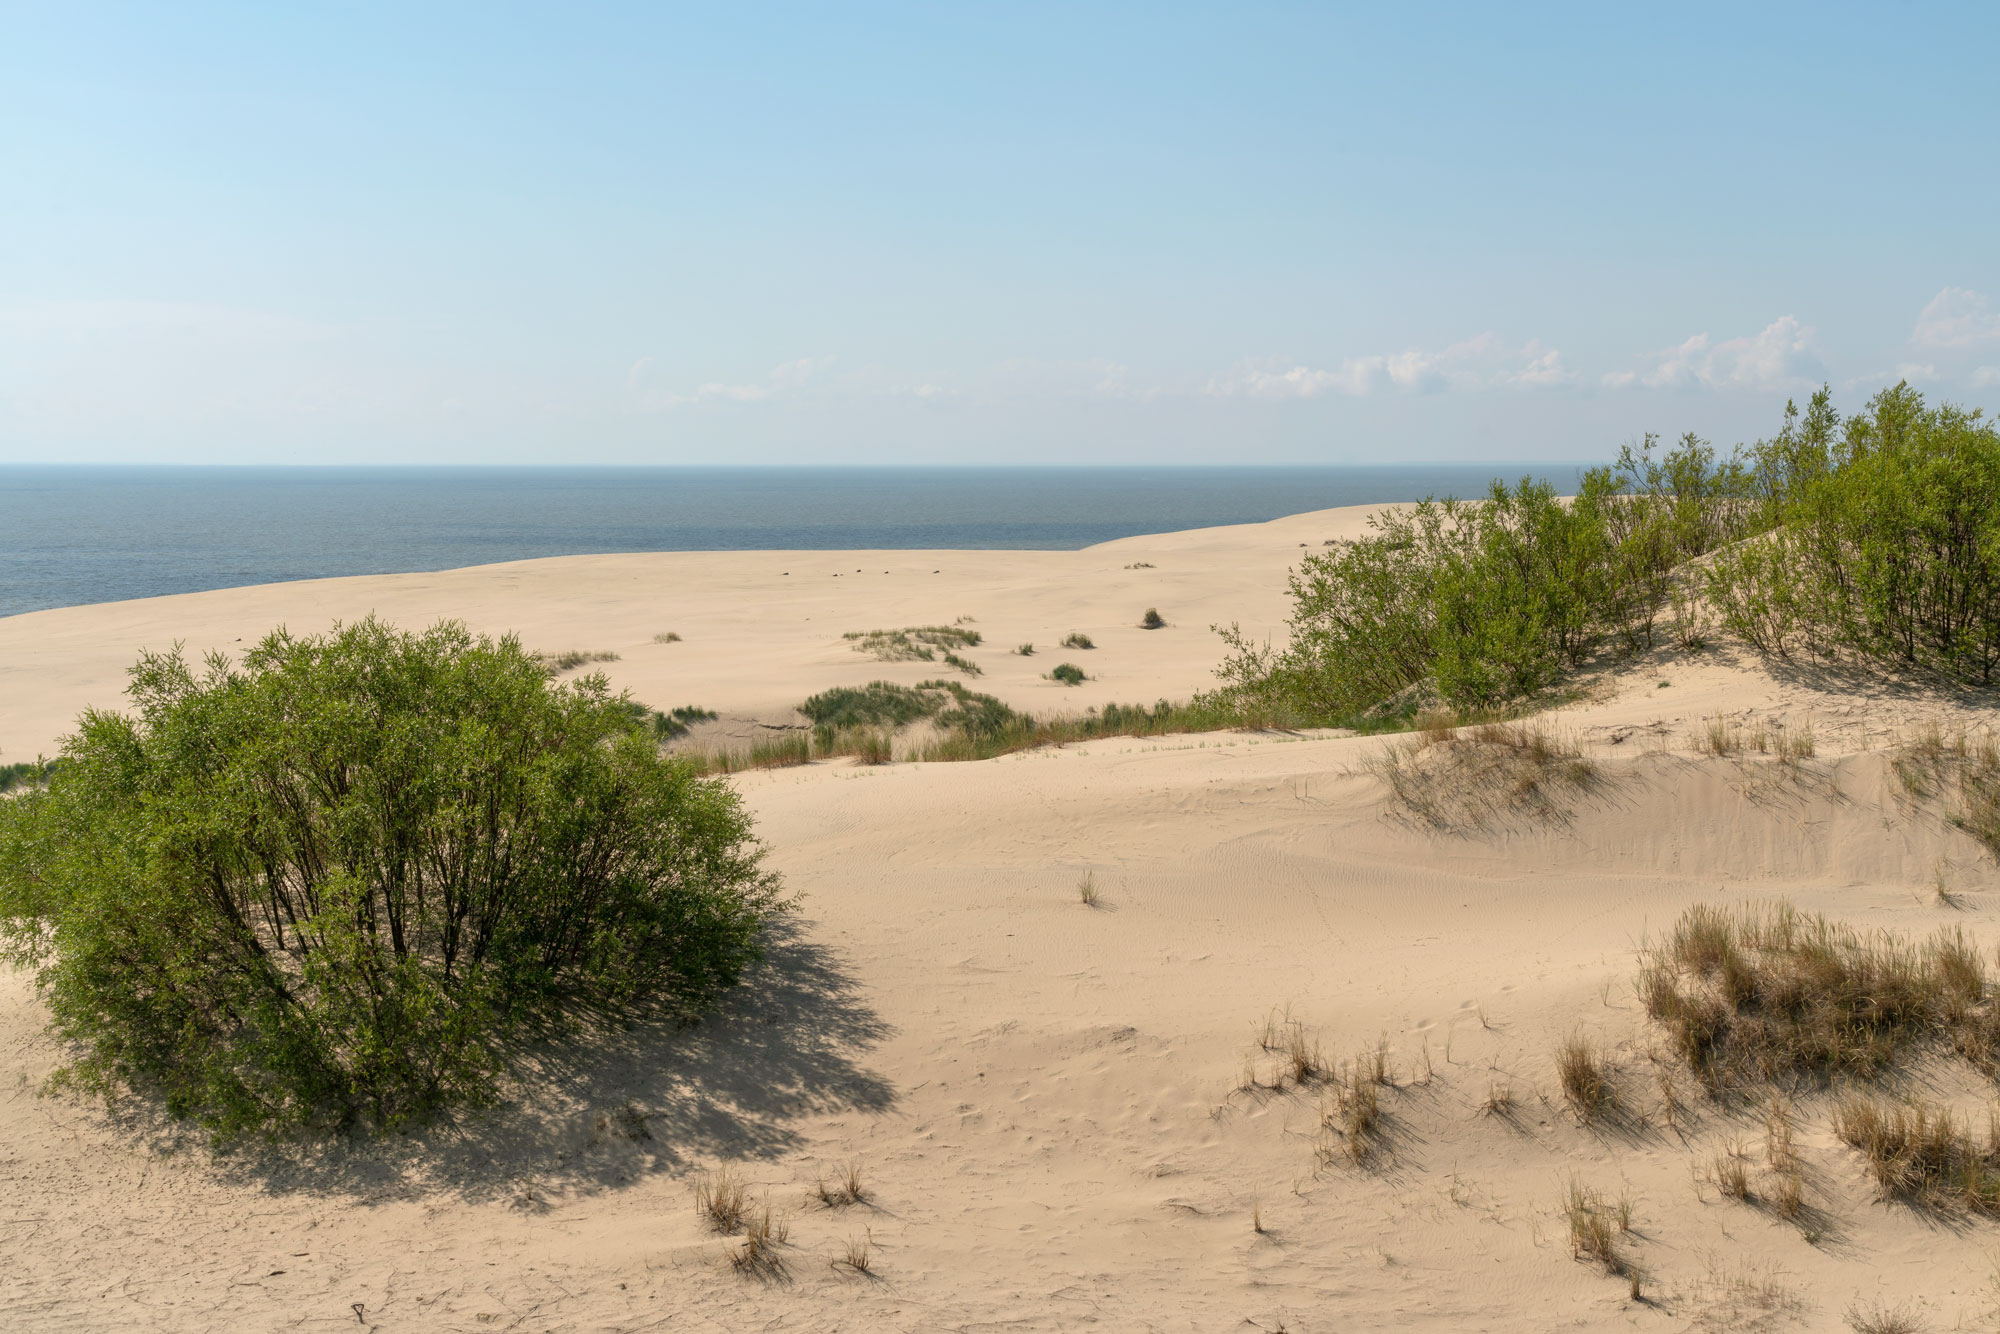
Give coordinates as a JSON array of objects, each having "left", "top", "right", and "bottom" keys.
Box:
[
  {"left": 653, "top": 631, "right": 683, "bottom": 644},
  {"left": 1015, "top": 642, "right": 1034, "bottom": 656},
  {"left": 1060, "top": 632, "right": 1094, "bottom": 650},
  {"left": 1140, "top": 608, "right": 1166, "bottom": 629},
  {"left": 0, "top": 759, "right": 56, "bottom": 794},
  {"left": 1050, "top": 663, "right": 1086, "bottom": 686},
  {"left": 0, "top": 619, "right": 783, "bottom": 1137}
]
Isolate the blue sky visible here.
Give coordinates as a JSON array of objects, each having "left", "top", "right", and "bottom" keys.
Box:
[{"left": 4, "top": 1, "right": 1998, "bottom": 464}]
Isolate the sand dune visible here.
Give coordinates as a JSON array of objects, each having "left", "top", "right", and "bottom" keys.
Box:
[{"left": 4, "top": 506, "right": 2000, "bottom": 1331}]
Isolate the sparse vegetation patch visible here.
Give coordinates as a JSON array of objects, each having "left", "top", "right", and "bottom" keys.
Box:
[
  {"left": 1369, "top": 720, "right": 1601, "bottom": 829},
  {"left": 843, "top": 625, "right": 981, "bottom": 662}
]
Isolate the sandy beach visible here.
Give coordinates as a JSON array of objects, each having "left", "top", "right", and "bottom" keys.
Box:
[{"left": 4, "top": 503, "right": 1999, "bottom": 1332}]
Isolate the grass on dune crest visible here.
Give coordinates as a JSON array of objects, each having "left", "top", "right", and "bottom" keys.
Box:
[
  {"left": 1368, "top": 715, "right": 1602, "bottom": 829},
  {"left": 1892, "top": 721, "right": 2000, "bottom": 858}
]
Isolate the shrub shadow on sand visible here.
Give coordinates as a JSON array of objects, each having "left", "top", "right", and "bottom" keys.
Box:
[{"left": 101, "top": 918, "right": 896, "bottom": 1204}]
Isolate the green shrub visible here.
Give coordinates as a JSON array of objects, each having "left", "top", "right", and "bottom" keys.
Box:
[
  {"left": 1709, "top": 385, "right": 2000, "bottom": 682},
  {"left": 1051, "top": 663, "right": 1086, "bottom": 685},
  {"left": 1216, "top": 385, "right": 2000, "bottom": 720},
  {"left": 0, "top": 759, "right": 56, "bottom": 795},
  {"left": 1140, "top": 608, "right": 1166, "bottom": 629},
  {"left": 1061, "top": 632, "right": 1095, "bottom": 650},
  {"left": 0, "top": 618, "right": 783, "bottom": 1137}
]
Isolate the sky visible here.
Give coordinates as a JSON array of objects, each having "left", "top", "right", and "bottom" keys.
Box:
[{"left": 3, "top": 1, "right": 1999, "bottom": 466}]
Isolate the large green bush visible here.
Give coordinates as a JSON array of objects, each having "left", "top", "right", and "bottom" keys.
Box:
[
  {"left": 1214, "top": 384, "right": 1998, "bottom": 719},
  {"left": 0, "top": 618, "right": 783, "bottom": 1136},
  {"left": 1212, "top": 437, "right": 1755, "bottom": 718},
  {"left": 1708, "top": 385, "right": 2000, "bottom": 682}
]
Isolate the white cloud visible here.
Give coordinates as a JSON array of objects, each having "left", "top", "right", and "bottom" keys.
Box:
[
  {"left": 1912, "top": 287, "right": 2000, "bottom": 349},
  {"left": 633, "top": 355, "right": 832, "bottom": 408},
  {"left": 1603, "top": 316, "right": 1820, "bottom": 391},
  {"left": 1973, "top": 367, "right": 2000, "bottom": 388},
  {"left": 1205, "top": 334, "right": 1569, "bottom": 399}
]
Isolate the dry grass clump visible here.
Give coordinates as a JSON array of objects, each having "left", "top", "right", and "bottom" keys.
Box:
[
  {"left": 1060, "top": 632, "right": 1095, "bottom": 650},
  {"left": 1556, "top": 1031, "right": 1613, "bottom": 1120},
  {"left": 695, "top": 1167, "right": 749, "bottom": 1233},
  {"left": 1709, "top": 1139, "right": 1753, "bottom": 1200},
  {"left": 1369, "top": 720, "right": 1601, "bottom": 829},
  {"left": 1893, "top": 722, "right": 2000, "bottom": 858},
  {"left": 1696, "top": 714, "right": 1746, "bottom": 756},
  {"left": 1563, "top": 1177, "right": 1643, "bottom": 1295},
  {"left": 1832, "top": 1094, "right": 2000, "bottom": 1213},
  {"left": 1844, "top": 1299, "right": 1926, "bottom": 1334},
  {"left": 814, "top": 1159, "right": 868, "bottom": 1208},
  {"left": 536, "top": 649, "right": 620, "bottom": 672},
  {"left": 843, "top": 625, "right": 980, "bottom": 662},
  {"left": 1637, "top": 901, "right": 1992, "bottom": 1089},
  {"left": 653, "top": 631, "right": 682, "bottom": 643},
  {"left": 1776, "top": 721, "right": 1815, "bottom": 762},
  {"left": 1482, "top": 1078, "right": 1515, "bottom": 1116},
  {"left": 730, "top": 1200, "right": 790, "bottom": 1276},
  {"left": 1317, "top": 1050, "right": 1389, "bottom": 1164},
  {"left": 836, "top": 1230, "right": 873, "bottom": 1274},
  {"left": 1076, "top": 871, "right": 1101, "bottom": 908}
]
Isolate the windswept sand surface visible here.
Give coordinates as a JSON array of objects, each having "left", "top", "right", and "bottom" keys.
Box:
[{"left": 4, "top": 506, "right": 2000, "bottom": 1331}]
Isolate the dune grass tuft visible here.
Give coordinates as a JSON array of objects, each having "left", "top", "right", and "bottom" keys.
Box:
[
  {"left": 536, "top": 649, "right": 620, "bottom": 672},
  {"left": 1638, "top": 901, "right": 1993, "bottom": 1090},
  {"left": 1050, "top": 663, "right": 1085, "bottom": 686},
  {"left": 1833, "top": 1094, "right": 2000, "bottom": 1213},
  {"left": 653, "top": 631, "right": 682, "bottom": 644},
  {"left": 1563, "top": 1177, "right": 1643, "bottom": 1292},
  {"left": 1556, "top": 1031, "right": 1612, "bottom": 1120},
  {"left": 695, "top": 1167, "right": 749, "bottom": 1234},
  {"left": 1076, "top": 871, "right": 1100, "bottom": 908},
  {"left": 687, "top": 731, "right": 813, "bottom": 775},
  {"left": 1061, "top": 632, "right": 1095, "bottom": 650}
]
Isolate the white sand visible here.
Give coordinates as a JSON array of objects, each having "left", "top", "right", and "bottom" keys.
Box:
[{"left": 3, "top": 505, "right": 1998, "bottom": 1331}]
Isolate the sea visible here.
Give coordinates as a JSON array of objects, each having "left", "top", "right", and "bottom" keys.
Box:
[{"left": 0, "top": 465, "right": 1579, "bottom": 619}]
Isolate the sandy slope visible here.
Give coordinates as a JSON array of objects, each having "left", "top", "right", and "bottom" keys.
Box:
[{"left": 3, "top": 506, "right": 2000, "bottom": 1332}]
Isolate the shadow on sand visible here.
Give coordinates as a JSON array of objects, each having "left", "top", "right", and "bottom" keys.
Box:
[{"left": 106, "top": 917, "right": 896, "bottom": 1204}]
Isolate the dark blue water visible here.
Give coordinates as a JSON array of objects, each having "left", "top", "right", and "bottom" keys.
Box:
[{"left": 0, "top": 465, "right": 1579, "bottom": 618}]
